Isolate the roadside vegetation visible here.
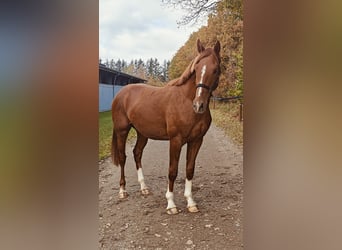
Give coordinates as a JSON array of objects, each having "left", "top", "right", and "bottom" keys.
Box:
[{"left": 210, "top": 101, "right": 243, "bottom": 146}]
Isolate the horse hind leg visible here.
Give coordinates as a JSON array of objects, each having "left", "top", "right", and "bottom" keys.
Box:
[
  {"left": 133, "top": 132, "right": 149, "bottom": 195},
  {"left": 112, "top": 102, "right": 132, "bottom": 199},
  {"left": 115, "top": 127, "right": 130, "bottom": 199}
]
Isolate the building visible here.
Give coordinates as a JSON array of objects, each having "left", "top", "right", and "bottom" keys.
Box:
[{"left": 99, "top": 63, "right": 146, "bottom": 112}]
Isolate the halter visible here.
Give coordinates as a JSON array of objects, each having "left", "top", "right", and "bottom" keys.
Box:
[
  {"left": 196, "top": 79, "right": 219, "bottom": 94},
  {"left": 196, "top": 83, "right": 211, "bottom": 92}
]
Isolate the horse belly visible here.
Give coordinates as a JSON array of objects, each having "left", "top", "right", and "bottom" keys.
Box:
[
  {"left": 135, "top": 124, "right": 169, "bottom": 140},
  {"left": 130, "top": 112, "right": 169, "bottom": 140}
]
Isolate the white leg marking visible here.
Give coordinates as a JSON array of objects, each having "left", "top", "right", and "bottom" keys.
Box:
[
  {"left": 184, "top": 179, "right": 197, "bottom": 208},
  {"left": 165, "top": 187, "right": 176, "bottom": 209},
  {"left": 137, "top": 168, "right": 149, "bottom": 194},
  {"left": 165, "top": 184, "right": 179, "bottom": 214},
  {"left": 119, "top": 186, "right": 128, "bottom": 198}
]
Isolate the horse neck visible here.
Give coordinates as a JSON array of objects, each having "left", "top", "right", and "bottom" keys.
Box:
[{"left": 180, "top": 74, "right": 197, "bottom": 100}]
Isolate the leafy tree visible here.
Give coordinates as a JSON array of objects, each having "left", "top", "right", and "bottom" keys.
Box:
[
  {"left": 124, "top": 60, "right": 135, "bottom": 75},
  {"left": 167, "top": 0, "right": 243, "bottom": 97}
]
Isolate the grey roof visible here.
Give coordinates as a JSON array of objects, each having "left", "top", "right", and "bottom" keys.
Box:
[{"left": 99, "top": 63, "right": 147, "bottom": 82}]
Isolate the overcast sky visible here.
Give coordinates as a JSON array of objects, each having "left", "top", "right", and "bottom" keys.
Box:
[{"left": 99, "top": 0, "right": 206, "bottom": 63}]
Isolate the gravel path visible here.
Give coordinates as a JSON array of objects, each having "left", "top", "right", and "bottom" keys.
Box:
[{"left": 99, "top": 124, "right": 243, "bottom": 249}]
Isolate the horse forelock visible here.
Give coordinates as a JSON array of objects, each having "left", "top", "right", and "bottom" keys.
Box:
[{"left": 169, "top": 48, "right": 220, "bottom": 87}]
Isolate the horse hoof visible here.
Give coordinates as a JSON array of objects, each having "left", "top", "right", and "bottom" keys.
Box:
[
  {"left": 118, "top": 191, "right": 128, "bottom": 199},
  {"left": 187, "top": 205, "right": 199, "bottom": 213},
  {"left": 166, "top": 207, "right": 179, "bottom": 215},
  {"left": 141, "top": 188, "right": 150, "bottom": 195}
]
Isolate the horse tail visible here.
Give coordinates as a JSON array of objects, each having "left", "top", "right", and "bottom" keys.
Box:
[{"left": 111, "top": 128, "right": 119, "bottom": 167}]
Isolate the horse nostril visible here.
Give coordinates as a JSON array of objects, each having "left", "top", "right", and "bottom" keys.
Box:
[
  {"left": 199, "top": 103, "right": 204, "bottom": 112},
  {"left": 193, "top": 102, "right": 205, "bottom": 113}
]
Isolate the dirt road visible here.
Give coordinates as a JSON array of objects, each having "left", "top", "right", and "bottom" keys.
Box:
[{"left": 99, "top": 124, "right": 243, "bottom": 249}]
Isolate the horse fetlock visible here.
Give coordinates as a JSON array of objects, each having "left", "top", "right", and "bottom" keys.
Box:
[{"left": 119, "top": 187, "right": 128, "bottom": 199}]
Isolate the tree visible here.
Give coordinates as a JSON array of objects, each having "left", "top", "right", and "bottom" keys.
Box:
[
  {"left": 167, "top": 0, "right": 243, "bottom": 97},
  {"left": 124, "top": 60, "right": 135, "bottom": 75},
  {"left": 110, "top": 59, "right": 115, "bottom": 69},
  {"left": 161, "top": 60, "right": 171, "bottom": 81},
  {"left": 153, "top": 58, "right": 162, "bottom": 79},
  {"left": 146, "top": 58, "right": 154, "bottom": 78},
  {"left": 162, "top": 0, "right": 242, "bottom": 25},
  {"left": 162, "top": 0, "right": 219, "bottom": 26},
  {"left": 115, "top": 59, "right": 122, "bottom": 71},
  {"left": 136, "top": 59, "right": 146, "bottom": 79},
  {"left": 104, "top": 59, "right": 109, "bottom": 68}
]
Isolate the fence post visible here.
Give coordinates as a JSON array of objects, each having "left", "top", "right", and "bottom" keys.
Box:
[{"left": 239, "top": 103, "right": 243, "bottom": 122}]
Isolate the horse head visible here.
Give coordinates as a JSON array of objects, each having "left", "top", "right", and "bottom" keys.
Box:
[{"left": 192, "top": 39, "right": 221, "bottom": 114}]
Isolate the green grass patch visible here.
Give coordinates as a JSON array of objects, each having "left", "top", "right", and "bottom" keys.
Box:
[
  {"left": 99, "top": 111, "right": 136, "bottom": 160},
  {"left": 210, "top": 101, "right": 243, "bottom": 146}
]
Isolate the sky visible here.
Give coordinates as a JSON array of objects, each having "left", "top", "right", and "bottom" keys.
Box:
[{"left": 99, "top": 0, "right": 206, "bottom": 63}]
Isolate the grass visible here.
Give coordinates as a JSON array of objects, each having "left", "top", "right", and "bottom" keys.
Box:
[
  {"left": 99, "top": 111, "right": 136, "bottom": 160},
  {"left": 210, "top": 101, "right": 243, "bottom": 146}
]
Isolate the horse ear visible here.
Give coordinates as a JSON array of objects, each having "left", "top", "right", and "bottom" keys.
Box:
[
  {"left": 214, "top": 40, "right": 220, "bottom": 56},
  {"left": 197, "top": 39, "right": 205, "bottom": 53}
]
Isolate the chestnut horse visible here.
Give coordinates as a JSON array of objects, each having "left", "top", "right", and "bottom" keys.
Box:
[{"left": 111, "top": 39, "right": 221, "bottom": 214}]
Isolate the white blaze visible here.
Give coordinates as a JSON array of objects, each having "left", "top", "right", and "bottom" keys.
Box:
[
  {"left": 200, "top": 64, "right": 207, "bottom": 82},
  {"left": 197, "top": 65, "right": 207, "bottom": 97}
]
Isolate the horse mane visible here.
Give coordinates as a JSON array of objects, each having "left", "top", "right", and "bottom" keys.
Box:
[{"left": 167, "top": 48, "right": 218, "bottom": 87}]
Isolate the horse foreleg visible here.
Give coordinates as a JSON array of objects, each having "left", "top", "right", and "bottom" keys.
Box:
[
  {"left": 133, "top": 132, "right": 149, "bottom": 195},
  {"left": 165, "top": 137, "right": 182, "bottom": 215},
  {"left": 184, "top": 138, "right": 203, "bottom": 213}
]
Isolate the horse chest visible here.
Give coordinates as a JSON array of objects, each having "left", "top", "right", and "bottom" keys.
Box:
[
  {"left": 170, "top": 112, "right": 211, "bottom": 140},
  {"left": 189, "top": 119, "right": 210, "bottom": 138}
]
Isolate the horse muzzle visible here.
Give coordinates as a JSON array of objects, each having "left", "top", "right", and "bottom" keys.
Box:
[{"left": 193, "top": 101, "right": 206, "bottom": 114}]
